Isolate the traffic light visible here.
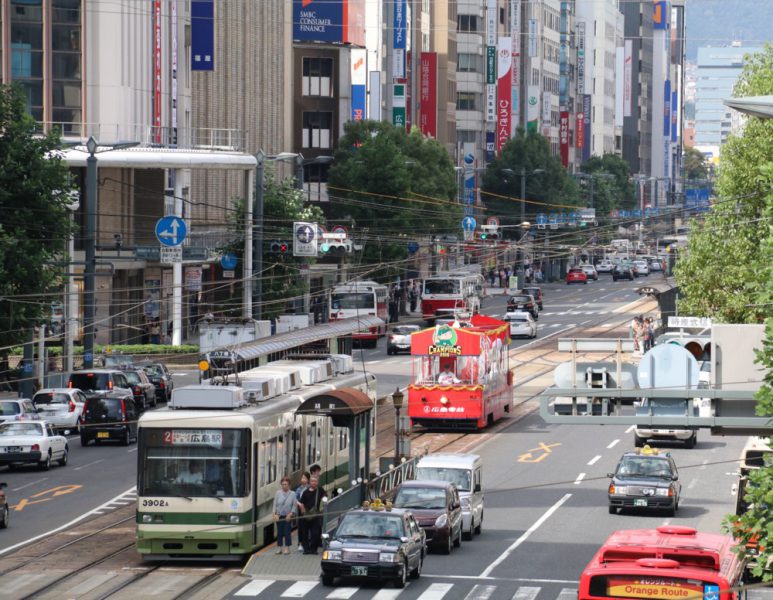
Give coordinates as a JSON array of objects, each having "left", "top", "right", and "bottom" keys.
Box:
[
  {"left": 269, "top": 240, "right": 289, "bottom": 254},
  {"left": 320, "top": 240, "right": 351, "bottom": 255}
]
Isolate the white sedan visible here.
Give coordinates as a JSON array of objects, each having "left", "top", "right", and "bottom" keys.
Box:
[
  {"left": 632, "top": 260, "right": 650, "bottom": 276},
  {"left": 504, "top": 311, "right": 537, "bottom": 338},
  {"left": 0, "top": 421, "right": 69, "bottom": 470},
  {"left": 580, "top": 264, "right": 599, "bottom": 280}
]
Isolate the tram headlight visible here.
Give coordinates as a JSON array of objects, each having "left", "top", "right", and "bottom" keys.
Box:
[
  {"left": 322, "top": 550, "right": 342, "bottom": 561},
  {"left": 217, "top": 514, "right": 240, "bottom": 524},
  {"left": 142, "top": 514, "right": 153, "bottom": 523}
]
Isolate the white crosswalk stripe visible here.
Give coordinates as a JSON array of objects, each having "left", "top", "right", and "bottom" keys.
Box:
[
  {"left": 234, "top": 580, "right": 274, "bottom": 597},
  {"left": 556, "top": 588, "right": 578, "bottom": 600},
  {"left": 511, "top": 586, "right": 541, "bottom": 600},
  {"left": 463, "top": 584, "right": 497, "bottom": 600},
  {"left": 326, "top": 587, "right": 360, "bottom": 599},
  {"left": 416, "top": 583, "right": 454, "bottom": 600},
  {"left": 282, "top": 581, "right": 320, "bottom": 597}
]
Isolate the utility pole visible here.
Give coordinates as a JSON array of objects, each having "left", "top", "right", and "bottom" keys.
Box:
[
  {"left": 253, "top": 151, "right": 265, "bottom": 320},
  {"left": 83, "top": 139, "right": 98, "bottom": 369}
]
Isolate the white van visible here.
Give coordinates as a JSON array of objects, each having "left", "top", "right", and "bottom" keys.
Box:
[{"left": 415, "top": 453, "right": 483, "bottom": 540}]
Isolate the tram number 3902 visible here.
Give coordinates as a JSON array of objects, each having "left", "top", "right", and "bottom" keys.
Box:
[{"left": 142, "top": 499, "right": 170, "bottom": 507}]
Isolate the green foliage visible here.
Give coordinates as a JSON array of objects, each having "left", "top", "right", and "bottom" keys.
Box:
[
  {"left": 0, "top": 84, "right": 76, "bottom": 351},
  {"left": 682, "top": 147, "right": 709, "bottom": 181},
  {"left": 220, "top": 170, "right": 324, "bottom": 320},
  {"left": 327, "top": 121, "right": 460, "bottom": 280},
  {"left": 580, "top": 154, "right": 636, "bottom": 214},
  {"left": 481, "top": 129, "right": 579, "bottom": 229}
]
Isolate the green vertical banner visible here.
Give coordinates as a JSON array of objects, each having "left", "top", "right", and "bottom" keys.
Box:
[
  {"left": 486, "top": 46, "right": 496, "bottom": 84},
  {"left": 393, "top": 84, "right": 406, "bottom": 128}
]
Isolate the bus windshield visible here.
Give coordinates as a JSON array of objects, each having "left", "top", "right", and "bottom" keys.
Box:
[
  {"left": 424, "top": 279, "right": 460, "bottom": 295},
  {"left": 139, "top": 428, "right": 249, "bottom": 498},
  {"left": 331, "top": 293, "right": 374, "bottom": 310}
]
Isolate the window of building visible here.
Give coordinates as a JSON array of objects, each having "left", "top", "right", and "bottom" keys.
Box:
[
  {"left": 458, "top": 14, "right": 478, "bottom": 32},
  {"left": 457, "top": 130, "right": 478, "bottom": 144},
  {"left": 456, "top": 91, "right": 477, "bottom": 111},
  {"left": 10, "top": 0, "right": 45, "bottom": 121},
  {"left": 457, "top": 53, "right": 482, "bottom": 73},
  {"left": 302, "top": 112, "right": 333, "bottom": 149},
  {"left": 302, "top": 57, "right": 334, "bottom": 97}
]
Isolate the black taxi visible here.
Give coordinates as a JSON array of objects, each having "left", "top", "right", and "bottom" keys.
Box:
[
  {"left": 607, "top": 445, "right": 681, "bottom": 516},
  {"left": 320, "top": 499, "right": 426, "bottom": 588}
]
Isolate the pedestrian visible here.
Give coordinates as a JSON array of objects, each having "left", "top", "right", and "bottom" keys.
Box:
[
  {"left": 310, "top": 463, "right": 322, "bottom": 479},
  {"left": 632, "top": 317, "right": 643, "bottom": 353},
  {"left": 498, "top": 268, "right": 505, "bottom": 288},
  {"left": 299, "top": 475, "right": 327, "bottom": 555},
  {"left": 643, "top": 318, "right": 654, "bottom": 351},
  {"left": 150, "top": 321, "right": 161, "bottom": 344},
  {"left": 273, "top": 477, "right": 297, "bottom": 555},
  {"left": 525, "top": 266, "right": 533, "bottom": 284},
  {"left": 408, "top": 281, "right": 418, "bottom": 313},
  {"left": 488, "top": 268, "right": 496, "bottom": 287},
  {"left": 295, "top": 471, "right": 311, "bottom": 552}
]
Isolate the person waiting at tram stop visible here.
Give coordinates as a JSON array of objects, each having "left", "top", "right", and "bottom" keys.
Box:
[
  {"left": 437, "top": 363, "right": 461, "bottom": 385},
  {"left": 273, "top": 477, "right": 297, "bottom": 555},
  {"left": 299, "top": 475, "right": 327, "bottom": 555}
]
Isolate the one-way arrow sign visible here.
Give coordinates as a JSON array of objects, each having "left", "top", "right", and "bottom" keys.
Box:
[{"left": 155, "top": 216, "right": 187, "bottom": 247}]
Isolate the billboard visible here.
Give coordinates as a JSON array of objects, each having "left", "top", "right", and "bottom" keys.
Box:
[
  {"left": 393, "top": 0, "right": 406, "bottom": 78},
  {"left": 542, "top": 92, "right": 552, "bottom": 137},
  {"left": 293, "top": 0, "right": 365, "bottom": 46},
  {"left": 527, "top": 85, "right": 539, "bottom": 134},
  {"left": 583, "top": 94, "right": 591, "bottom": 162},
  {"left": 576, "top": 111, "right": 584, "bottom": 150},
  {"left": 528, "top": 19, "right": 538, "bottom": 57},
  {"left": 497, "top": 38, "right": 513, "bottom": 153},
  {"left": 191, "top": 0, "right": 214, "bottom": 71},
  {"left": 486, "top": 0, "right": 497, "bottom": 123},
  {"left": 511, "top": 0, "right": 521, "bottom": 133},
  {"left": 392, "top": 84, "right": 406, "bottom": 128},
  {"left": 615, "top": 47, "right": 624, "bottom": 126},
  {"left": 351, "top": 49, "right": 366, "bottom": 122},
  {"left": 653, "top": 1, "right": 669, "bottom": 30},
  {"left": 559, "top": 111, "right": 569, "bottom": 167},
  {"left": 576, "top": 21, "right": 586, "bottom": 96},
  {"left": 671, "top": 90, "right": 678, "bottom": 143},
  {"left": 153, "top": 0, "right": 162, "bottom": 142},
  {"left": 624, "top": 40, "right": 633, "bottom": 118},
  {"left": 663, "top": 79, "right": 671, "bottom": 137},
  {"left": 420, "top": 52, "right": 437, "bottom": 137}
]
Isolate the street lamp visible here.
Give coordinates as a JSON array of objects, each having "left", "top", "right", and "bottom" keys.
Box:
[
  {"left": 73, "top": 136, "right": 139, "bottom": 368},
  {"left": 392, "top": 387, "right": 404, "bottom": 464},
  {"left": 502, "top": 168, "right": 544, "bottom": 283}
]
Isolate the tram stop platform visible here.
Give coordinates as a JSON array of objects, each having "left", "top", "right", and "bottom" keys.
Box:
[{"left": 243, "top": 533, "right": 321, "bottom": 581}]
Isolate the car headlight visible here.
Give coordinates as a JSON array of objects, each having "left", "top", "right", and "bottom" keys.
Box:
[
  {"left": 609, "top": 484, "right": 628, "bottom": 495},
  {"left": 435, "top": 514, "right": 448, "bottom": 528},
  {"left": 460, "top": 497, "right": 471, "bottom": 510},
  {"left": 322, "top": 550, "right": 342, "bottom": 561},
  {"left": 379, "top": 552, "right": 400, "bottom": 563},
  {"left": 656, "top": 488, "right": 672, "bottom": 497}
]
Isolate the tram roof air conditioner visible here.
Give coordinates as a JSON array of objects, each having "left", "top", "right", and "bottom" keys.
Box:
[{"left": 170, "top": 385, "right": 245, "bottom": 409}]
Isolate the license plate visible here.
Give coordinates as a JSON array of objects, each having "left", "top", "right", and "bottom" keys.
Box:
[
  {"left": 97, "top": 432, "right": 109, "bottom": 439},
  {"left": 351, "top": 566, "right": 368, "bottom": 576},
  {"left": 3, "top": 446, "right": 22, "bottom": 453},
  {"left": 634, "top": 499, "right": 648, "bottom": 507}
]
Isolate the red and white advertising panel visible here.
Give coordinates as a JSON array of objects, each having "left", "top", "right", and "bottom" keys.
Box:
[
  {"left": 153, "top": 0, "right": 162, "bottom": 143},
  {"left": 496, "top": 37, "right": 512, "bottom": 153},
  {"left": 559, "top": 111, "right": 569, "bottom": 167},
  {"left": 575, "top": 111, "right": 584, "bottom": 150},
  {"left": 420, "top": 52, "right": 437, "bottom": 138}
]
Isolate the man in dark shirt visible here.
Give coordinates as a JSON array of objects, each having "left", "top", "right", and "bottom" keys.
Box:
[{"left": 299, "top": 475, "right": 326, "bottom": 554}]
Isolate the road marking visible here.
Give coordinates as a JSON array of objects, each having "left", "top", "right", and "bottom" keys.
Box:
[
  {"left": 281, "top": 581, "right": 319, "bottom": 597},
  {"left": 512, "top": 586, "right": 542, "bottom": 600},
  {"left": 372, "top": 588, "right": 407, "bottom": 600},
  {"left": 557, "top": 588, "right": 579, "bottom": 600},
  {"left": 688, "top": 479, "right": 698, "bottom": 489},
  {"left": 366, "top": 360, "right": 383, "bottom": 365},
  {"left": 0, "top": 485, "right": 137, "bottom": 556},
  {"left": 425, "top": 574, "right": 580, "bottom": 584},
  {"left": 326, "top": 588, "right": 359, "bottom": 599},
  {"left": 12, "top": 477, "right": 48, "bottom": 492},
  {"left": 480, "top": 493, "right": 572, "bottom": 577},
  {"left": 74, "top": 458, "right": 104, "bottom": 471},
  {"left": 418, "top": 583, "right": 454, "bottom": 600},
  {"left": 68, "top": 572, "right": 119, "bottom": 595},
  {"left": 12, "top": 484, "right": 82, "bottom": 511},
  {"left": 625, "top": 425, "right": 635, "bottom": 434},
  {"left": 518, "top": 442, "right": 561, "bottom": 463},
  {"left": 587, "top": 455, "right": 602, "bottom": 466},
  {"left": 574, "top": 473, "right": 586, "bottom": 485},
  {"left": 607, "top": 439, "right": 620, "bottom": 449},
  {"left": 128, "top": 447, "right": 138, "bottom": 453},
  {"left": 464, "top": 584, "right": 498, "bottom": 600}
]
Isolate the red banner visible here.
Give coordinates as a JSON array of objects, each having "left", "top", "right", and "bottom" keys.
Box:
[
  {"left": 559, "top": 111, "right": 569, "bottom": 167},
  {"left": 575, "top": 112, "right": 584, "bottom": 150},
  {"left": 420, "top": 52, "right": 437, "bottom": 137},
  {"left": 496, "top": 40, "right": 512, "bottom": 153}
]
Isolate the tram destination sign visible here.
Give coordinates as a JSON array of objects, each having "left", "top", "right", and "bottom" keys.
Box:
[{"left": 166, "top": 429, "right": 223, "bottom": 447}]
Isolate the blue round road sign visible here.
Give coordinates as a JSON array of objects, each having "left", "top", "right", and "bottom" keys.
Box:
[
  {"left": 220, "top": 252, "right": 238, "bottom": 270},
  {"left": 155, "top": 216, "right": 187, "bottom": 247},
  {"left": 462, "top": 216, "right": 477, "bottom": 231},
  {"left": 407, "top": 241, "right": 419, "bottom": 254}
]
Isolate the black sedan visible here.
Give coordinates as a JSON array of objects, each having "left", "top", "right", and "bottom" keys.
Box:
[
  {"left": 141, "top": 362, "right": 174, "bottom": 402},
  {"left": 321, "top": 502, "right": 426, "bottom": 588},
  {"left": 506, "top": 294, "right": 539, "bottom": 319},
  {"left": 612, "top": 265, "right": 635, "bottom": 281},
  {"left": 608, "top": 447, "right": 681, "bottom": 516},
  {"left": 123, "top": 368, "right": 156, "bottom": 409}
]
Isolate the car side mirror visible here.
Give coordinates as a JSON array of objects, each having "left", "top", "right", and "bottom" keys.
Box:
[
  {"left": 671, "top": 474, "right": 678, "bottom": 481},
  {"left": 607, "top": 473, "right": 614, "bottom": 478},
  {"left": 474, "top": 483, "right": 481, "bottom": 493},
  {"left": 400, "top": 536, "right": 410, "bottom": 543}
]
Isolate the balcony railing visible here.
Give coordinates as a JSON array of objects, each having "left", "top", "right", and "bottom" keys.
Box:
[{"left": 35, "top": 122, "right": 247, "bottom": 153}]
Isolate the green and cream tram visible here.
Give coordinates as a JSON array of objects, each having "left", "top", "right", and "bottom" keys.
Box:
[{"left": 136, "top": 358, "right": 376, "bottom": 560}]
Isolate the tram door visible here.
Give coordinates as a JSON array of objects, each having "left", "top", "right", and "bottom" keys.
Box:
[{"left": 252, "top": 440, "right": 259, "bottom": 546}]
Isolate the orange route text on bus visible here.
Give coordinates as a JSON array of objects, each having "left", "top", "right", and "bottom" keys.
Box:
[{"left": 579, "top": 526, "right": 746, "bottom": 600}]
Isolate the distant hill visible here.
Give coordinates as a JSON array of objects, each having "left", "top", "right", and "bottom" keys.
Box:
[{"left": 686, "top": 0, "right": 773, "bottom": 60}]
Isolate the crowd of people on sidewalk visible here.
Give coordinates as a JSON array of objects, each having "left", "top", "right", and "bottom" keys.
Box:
[
  {"left": 271, "top": 464, "right": 327, "bottom": 556},
  {"left": 630, "top": 315, "right": 655, "bottom": 354},
  {"left": 486, "top": 264, "right": 544, "bottom": 288}
]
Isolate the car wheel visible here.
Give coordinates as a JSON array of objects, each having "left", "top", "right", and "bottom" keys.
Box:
[
  {"left": 80, "top": 434, "right": 89, "bottom": 447},
  {"left": 58, "top": 446, "right": 69, "bottom": 467},
  {"left": 410, "top": 555, "right": 423, "bottom": 579},
  {"left": 0, "top": 505, "right": 8, "bottom": 529},
  {"left": 608, "top": 505, "right": 617, "bottom": 515},
  {"left": 394, "top": 559, "right": 408, "bottom": 589},
  {"left": 463, "top": 525, "right": 473, "bottom": 541},
  {"left": 122, "top": 429, "right": 131, "bottom": 446},
  {"left": 667, "top": 504, "right": 676, "bottom": 517},
  {"left": 474, "top": 515, "right": 482, "bottom": 535},
  {"left": 321, "top": 574, "right": 335, "bottom": 587},
  {"left": 583, "top": 281, "right": 587, "bottom": 285},
  {"left": 151, "top": 395, "right": 157, "bottom": 408},
  {"left": 39, "top": 452, "right": 51, "bottom": 471},
  {"left": 686, "top": 433, "right": 697, "bottom": 449},
  {"left": 442, "top": 534, "right": 452, "bottom": 555}
]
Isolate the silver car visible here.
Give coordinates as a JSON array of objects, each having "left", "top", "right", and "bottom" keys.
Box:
[
  {"left": 32, "top": 388, "right": 87, "bottom": 434},
  {"left": 0, "top": 399, "right": 39, "bottom": 425},
  {"left": 504, "top": 311, "right": 537, "bottom": 339},
  {"left": 387, "top": 325, "right": 420, "bottom": 355}
]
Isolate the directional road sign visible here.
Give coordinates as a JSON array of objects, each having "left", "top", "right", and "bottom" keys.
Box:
[
  {"left": 462, "top": 216, "right": 477, "bottom": 231},
  {"left": 220, "top": 252, "right": 238, "bottom": 270},
  {"left": 294, "top": 222, "right": 318, "bottom": 257},
  {"left": 156, "top": 216, "right": 187, "bottom": 247}
]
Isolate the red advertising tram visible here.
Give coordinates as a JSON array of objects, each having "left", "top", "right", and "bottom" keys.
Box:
[{"left": 407, "top": 314, "right": 512, "bottom": 430}]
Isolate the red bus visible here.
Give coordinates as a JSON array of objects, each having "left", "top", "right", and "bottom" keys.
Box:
[
  {"left": 579, "top": 526, "right": 746, "bottom": 600},
  {"left": 329, "top": 281, "right": 389, "bottom": 347},
  {"left": 407, "top": 314, "right": 512, "bottom": 430},
  {"left": 421, "top": 271, "right": 485, "bottom": 324}
]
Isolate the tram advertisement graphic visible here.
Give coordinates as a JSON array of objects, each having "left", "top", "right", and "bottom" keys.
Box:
[
  {"left": 606, "top": 576, "right": 705, "bottom": 599},
  {"left": 164, "top": 429, "right": 223, "bottom": 447},
  {"left": 428, "top": 324, "right": 462, "bottom": 356}
]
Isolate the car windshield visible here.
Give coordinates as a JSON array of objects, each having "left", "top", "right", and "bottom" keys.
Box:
[
  {"left": 144, "top": 365, "right": 164, "bottom": 377},
  {"left": 424, "top": 280, "right": 460, "bottom": 295},
  {"left": 0, "top": 402, "right": 21, "bottom": 416},
  {"left": 124, "top": 372, "right": 141, "bottom": 385},
  {"left": 33, "top": 392, "right": 71, "bottom": 406},
  {"left": 393, "top": 487, "right": 447, "bottom": 509},
  {"left": 509, "top": 296, "right": 531, "bottom": 303},
  {"left": 0, "top": 422, "right": 43, "bottom": 436},
  {"left": 337, "top": 513, "right": 405, "bottom": 539},
  {"left": 506, "top": 314, "right": 529, "bottom": 323},
  {"left": 617, "top": 457, "right": 673, "bottom": 478},
  {"left": 69, "top": 373, "right": 111, "bottom": 391},
  {"left": 416, "top": 467, "right": 471, "bottom": 492},
  {"left": 393, "top": 326, "right": 418, "bottom": 335}
]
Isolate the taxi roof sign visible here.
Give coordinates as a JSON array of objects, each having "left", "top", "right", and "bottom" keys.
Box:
[{"left": 198, "top": 360, "right": 210, "bottom": 372}]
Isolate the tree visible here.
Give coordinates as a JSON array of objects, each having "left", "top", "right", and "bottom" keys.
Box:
[
  {"left": 327, "top": 120, "right": 460, "bottom": 281},
  {"left": 220, "top": 169, "right": 324, "bottom": 321},
  {"left": 674, "top": 45, "right": 773, "bottom": 323},
  {"left": 683, "top": 146, "right": 709, "bottom": 181},
  {"left": 580, "top": 154, "right": 636, "bottom": 213},
  {"left": 481, "top": 129, "right": 579, "bottom": 229},
  {"left": 0, "top": 84, "right": 75, "bottom": 352}
]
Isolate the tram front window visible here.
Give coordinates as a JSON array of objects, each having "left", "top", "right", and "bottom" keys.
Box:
[{"left": 139, "top": 428, "right": 249, "bottom": 498}]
